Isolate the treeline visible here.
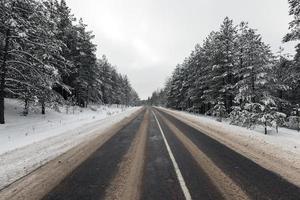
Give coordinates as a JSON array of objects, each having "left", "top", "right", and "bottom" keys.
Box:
[
  {"left": 0, "top": 0, "right": 139, "bottom": 124},
  {"left": 150, "top": 1, "right": 300, "bottom": 134},
  {"left": 147, "top": 88, "right": 167, "bottom": 106}
]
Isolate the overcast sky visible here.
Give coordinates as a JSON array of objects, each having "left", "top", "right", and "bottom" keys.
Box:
[{"left": 66, "top": 0, "right": 296, "bottom": 100}]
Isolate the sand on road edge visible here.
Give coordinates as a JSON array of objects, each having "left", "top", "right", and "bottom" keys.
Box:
[{"left": 104, "top": 109, "right": 149, "bottom": 200}]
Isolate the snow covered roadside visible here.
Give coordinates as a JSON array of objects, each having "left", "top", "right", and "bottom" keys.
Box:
[
  {"left": 0, "top": 98, "right": 141, "bottom": 190},
  {"left": 0, "top": 99, "right": 138, "bottom": 154},
  {"left": 158, "top": 107, "right": 300, "bottom": 187}
]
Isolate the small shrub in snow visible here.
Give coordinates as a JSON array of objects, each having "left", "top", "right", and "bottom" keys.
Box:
[
  {"left": 287, "top": 116, "right": 300, "bottom": 131},
  {"left": 89, "top": 106, "right": 97, "bottom": 112},
  {"left": 210, "top": 101, "right": 227, "bottom": 122}
]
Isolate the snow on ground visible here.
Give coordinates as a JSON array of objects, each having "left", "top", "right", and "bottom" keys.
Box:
[
  {"left": 0, "top": 98, "right": 140, "bottom": 189},
  {"left": 0, "top": 98, "right": 135, "bottom": 154}
]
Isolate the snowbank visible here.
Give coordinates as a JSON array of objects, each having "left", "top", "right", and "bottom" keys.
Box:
[
  {"left": 0, "top": 98, "right": 136, "bottom": 154},
  {"left": 0, "top": 98, "right": 141, "bottom": 189}
]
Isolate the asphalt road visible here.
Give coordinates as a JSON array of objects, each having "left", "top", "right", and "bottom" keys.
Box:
[
  {"left": 21, "top": 107, "right": 300, "bottom": 199},
  {"left": 42, "top": 110, "right": 146, "bottom": 200}
]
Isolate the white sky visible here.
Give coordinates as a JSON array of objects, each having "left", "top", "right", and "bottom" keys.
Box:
[{"left": 66, "top": 0, "right": 296, "bottom": 99}]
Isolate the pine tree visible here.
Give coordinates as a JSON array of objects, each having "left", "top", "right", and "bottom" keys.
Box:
[
  {"left": 72, "top": 19, "right": 97, "bottom": 107},
  {"left": 211, "top": 100, "right": 227, "bottom": 122},
  {"left": 201, "top": 18, "right": 238, "bottom": 114},
  {"left": 51, "top": 0, "right": 77, "bottom": 99},
  {"left": 179, "top": 59, "right": 192, "bottom": 110},
  {"left": 201, "top": 31, "right": 223, "bottom": 111},
  {"left": 166, "top": 65, "right": 184, "bottom": 109},
  {"left": 0, "top": 0, "right": 11, "bottom": 123},
  {"left": 163, "top": 16, "right": 292, "bottom": 134},
  {"left": 128, "top": 89, "right": 139, "bottom": 106},
  {"left": 226, "top": 22, "right": 280, "bottom": 133},
  {"left": 98, "top": 56, "right": 113, "bottom": 104},
  {"left": 214, "top": 17, "right": 238, "bottom": 112},
  {"left": 270, "top": 48, "right": 294, "bottom": 113},
  {"left": 283, "top": 0, "right": 300, "bottom": 44},
  {"left": 283, "top": 0, "right": 300, "bottom": 107},
  {"left": 0, "top": 0, "right": 68, "bottom": 120},
  {"left": 234, "top": 23, "right": 273, "bottom": 105},
  {"left": 0, "top": 0, "right": 139, "bottom": 122}
]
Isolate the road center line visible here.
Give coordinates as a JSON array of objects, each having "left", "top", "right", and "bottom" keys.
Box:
[{"left": 152, "top": 111, "right": 192, "bottom": 200}]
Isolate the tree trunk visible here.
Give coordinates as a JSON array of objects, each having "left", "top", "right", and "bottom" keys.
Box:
[
  {"left": 251, "top": 68, "right": 256, "bottom": 103},
  {"left": 297, "top": 116, "right": 300, "bottom": 132},
  {"left": 264, "top": 121, "right": 267, "bottom": 135},
  {"left": 41, "top": 101, "right": 45, "bottom": 115},
  {"left": 0, "top": 29, "right": 10, "bottom": 124},
  {"left": 86, "top": 85, "right": 90, "bottom": 108},
  {"left": 227, "top": 93, "right": 233, "bottom": 113},
  {"left": 278, "top": 90, "right": 283, "bottom": 112},
  {"left": 23, "top": 98, "right": 29, "bottom": 116}
]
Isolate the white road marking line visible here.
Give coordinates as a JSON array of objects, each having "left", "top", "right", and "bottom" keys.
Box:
[{"left": 152, "top": 111, "right": 192, "bottom": 200}]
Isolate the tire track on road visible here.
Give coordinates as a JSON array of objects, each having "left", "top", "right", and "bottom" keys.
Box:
[
  {"left": 141, "top": 110, "right": 186, "bottom": 200},
  {"left": 41, "top": 109, "right": 145, "bottom": 200},
  {"left": 157, "top": 111, "right": 249, "bottom": 200},
  {"left": 154, "top": 110, "right": 225, "bottom": 200},
  {"left": 104, "top": 109, "right": 149, "bottom": 200},
  {"left": 153, "top": 111, "right": 192, "bottom": 200},
  {"left": 157, "top": 108, "right": 300, "bottom": 200}
]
